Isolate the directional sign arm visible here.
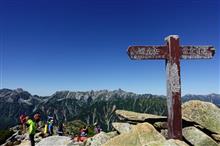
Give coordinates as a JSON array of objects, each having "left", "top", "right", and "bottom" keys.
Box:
[
  {"left": 127, "top": 46, "right": 168, "bottom": 60},
  {"left": 180, "top": 46, "right": 215, "bottom": 59}
]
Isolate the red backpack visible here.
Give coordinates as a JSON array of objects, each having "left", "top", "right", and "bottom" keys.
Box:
[{"left": 19, "top": 115, "right": 26, "bottom": 124}]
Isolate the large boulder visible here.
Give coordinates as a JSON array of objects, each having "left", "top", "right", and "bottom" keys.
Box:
[
  {"left": 84, "top": 132, "right": 113, "bottom": 146},
  {"left": 182, "top": 100, "right": 220, "bottom": 134},
  {"left": 183, "top": 126, "right": 219, "bottom": 146},
  {"left": 115, "top": 110, "right": 166, "bottom": 122},
  {"left": 103, "top": 122, "right": 166, "bottom": 146},
  {"left": 105, "top": 131, "right": 118, "bottom": 138},
  {"left": 112, "top": 122, "right": 134, "bottom": 134},
  {"left": 147, "top": 139, "right": 189, "bottom": 146},
  {"left": 36, "top": 136, "right": 73, "bottom": 146}
]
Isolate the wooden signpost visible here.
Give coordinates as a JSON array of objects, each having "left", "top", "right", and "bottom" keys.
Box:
[{"left": 127, "top": 35, "right": 215, "bottom": 139}]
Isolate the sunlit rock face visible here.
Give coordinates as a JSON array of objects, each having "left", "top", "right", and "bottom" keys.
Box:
[{"left": 182, "top": 100, "right": 220, "bottom": 134}]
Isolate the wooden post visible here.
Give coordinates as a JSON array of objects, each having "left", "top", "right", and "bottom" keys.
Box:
[
  {"left": 165, "top": 35, "right": 182, "bottom": 139},
  {"left": 127, "top": 35, "right": 215, "bottom": 140}
]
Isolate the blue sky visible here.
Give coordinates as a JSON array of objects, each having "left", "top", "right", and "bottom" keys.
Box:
[{"left": 0, "top": 0, "right": 219, "bottom": 96}]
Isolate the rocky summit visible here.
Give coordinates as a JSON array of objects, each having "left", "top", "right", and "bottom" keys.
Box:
[
  {"left": 1, "top": 88, "right": 220, "bottom": 146},
  {"left": 2, "top": 100, "right": 220, "bottom": 146},
  {"left": 101, "top": 100, "right": 220, "bottom": 146}
]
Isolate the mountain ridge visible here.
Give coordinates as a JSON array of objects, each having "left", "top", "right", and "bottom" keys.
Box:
[
  {"left": 1, "top": 88, "right": 219, "bottom": 98},
  {"left": 0, "top": 88, "right": 219, "bottom": 130}
]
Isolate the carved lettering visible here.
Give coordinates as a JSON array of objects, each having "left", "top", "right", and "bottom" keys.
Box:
[
  {"left": 135, "top": 47, "right": 160, "bottom": 56},
  {"left": 128, "top": 46, "right": 167, "bottom": 59},
  {"left": 181, "top": 46, "right": 213, "bottom": 59}
]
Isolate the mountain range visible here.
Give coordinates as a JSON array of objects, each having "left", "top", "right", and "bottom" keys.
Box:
[{"left": 0, "top": 88, "right": 219, "bottom": 130}]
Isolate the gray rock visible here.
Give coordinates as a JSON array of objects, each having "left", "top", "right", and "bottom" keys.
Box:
[
  {"left": 84, "top": 132, "right": 111, "bottom": 146},
  {"left": 67, "top": 141, "right": 83, "bottom": 146},
  {"left": 153, "top": 122, "right": 167, "bottom": 129},
  {"left": 15, "top": 135, "right": 26, "bottom": 141},
  {"left": 183, "top": 126, "right": 219, "bottom": 146},
  {"left": 103, "top": 122, "right": 166, "bottom": 146},
  {"left": 147, "top": 139, "right": 189, "bottom": 146},
  {"left": 160, "top": 129, "right": 169, "bottom": 139},
  {"left": 112, "top": 122, "right": 133, "bottom": 134},
  {"left": 35, "top": 137, "right": 42, "bottom": 143},
  {"left": 36, "top": 136, "right": 73, "bottom": 146},
  {"left": 9, "top": 126, "right": 20, "bottom": 133},
  {"left": 24, "top": 133, "right": 29, "bottom": 140},
  {"left": 182, "top": 100, "right": 220, "bottom": 134},
  {"left": 105, "top": 131, "right": 118, "bottom": 138},
  {"left": 115, "top": 110, "right": 166, "bottom": 122}
]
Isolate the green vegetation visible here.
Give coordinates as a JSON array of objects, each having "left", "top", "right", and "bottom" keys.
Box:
[
  {"left": 65, "top": 120, "right": 96, "bottom": 137},
  {"left": 0, "top": 129, "right": 14, "bottom": 144},
  {"left": 89, "top": 96, "right": 167, "bottom": 131},
  {"left": 65, "top": 120, "right": 86, "bottom": 136}
]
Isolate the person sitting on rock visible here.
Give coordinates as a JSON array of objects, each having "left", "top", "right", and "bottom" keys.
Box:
[
  {"left": 94, "top": 123, "right": 102, "bottom": 134},
  {"left": 57, "top": 122, "right": 64, "bottom": 136},
  {"left": 76, "top": 126, "right": 88, "bottom": 142},
  {"left": 80, "top": 126, "right": 88, "bottom": 137}
]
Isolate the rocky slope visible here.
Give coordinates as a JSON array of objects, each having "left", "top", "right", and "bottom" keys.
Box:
[
  {"left": 4, "top": 100, "right": 220, "bottom": 146},
  {"left": 0, "top": 88, "right": 42, "bottom": 129}
]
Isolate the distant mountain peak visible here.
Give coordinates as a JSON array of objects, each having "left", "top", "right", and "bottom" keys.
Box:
[{"left": 14, "top": 88, "right": 24, "bottom": 93}]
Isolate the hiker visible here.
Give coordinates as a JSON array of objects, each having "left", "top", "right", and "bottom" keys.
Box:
[
  {"left": 57, "top": 122, "right": 64, "bottom": 136},
  {"left": 75, "top": 126, "right": 88, "bottom": 142},
  {"left": 94, "top": 124, "right": 102, "bottom": 134},
  {"left": 19, "top": 114, "right": 27, "bottom": 133},
  {"left": 44, "top": 122, "right": 48, "bottom": 135},
  {"left": 43, "top": 122, "right": 50, "bottom": 138},
  {"left": 80, "top": 126, "right": 88, "bottom": 137},
  {"left": 48, "top": 118, "right": 54, "bottom": 136},
  {"left": 26, "top": 113, "right": 41, "bottom": 146}
]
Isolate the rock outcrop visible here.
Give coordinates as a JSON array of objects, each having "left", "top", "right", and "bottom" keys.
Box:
[
  {"left": 101, "top": 100, "right": 220, "bottom": 146},
  {"left": 36, "top": 136, "right": 74, "bottom": 146},
  {"left": 182, "top": 100, "right": 220, "bottom": 134},
  {"left": 103, "top": 123, "right": 166, "bottom": 146},
  {"left": 84, "top": 132, "right": 117, "bottom": 146},
  {"left": 112, "top": 122, "right": 133, "bottom": 134},
  {"left": 3, "top": 100, "right": 220, "bottom": 146},
  {"left": 115, "top": 110, "right": 166, "bottom": 122},
  {"left": 103, "top": 122, "right": 189, "bottom": 146},
  {"left": 183, "top": 126, "right": 219, "bottom": 146},
  {"left": 146, "top": 139, "right": 188, "bottom": 146}
]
